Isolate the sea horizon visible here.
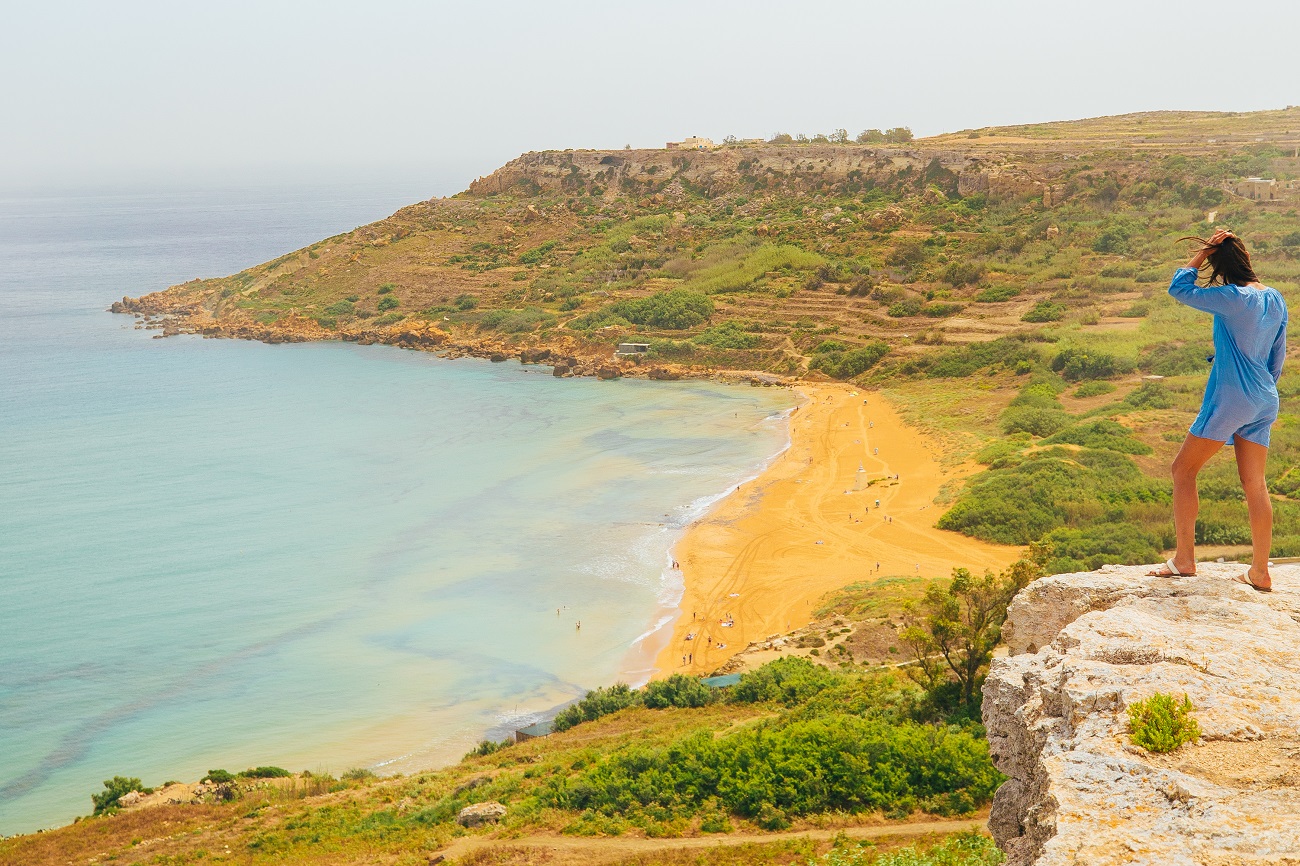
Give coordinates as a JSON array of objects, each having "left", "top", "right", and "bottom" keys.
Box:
[{"left": 0, "top": 182, "right": 793, "bottom": 835}]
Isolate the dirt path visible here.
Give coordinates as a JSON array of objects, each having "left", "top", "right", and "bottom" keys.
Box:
[
  {"left": 438, "top": 817, "right": 986, "bottom": 863},
  {"left": 656, "top": 384, "right": 1021, "bottom": 677}
]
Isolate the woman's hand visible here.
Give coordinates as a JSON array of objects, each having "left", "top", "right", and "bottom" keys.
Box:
[{"left": 1188, "top": 229, "right": 1233, "bottom": 269}]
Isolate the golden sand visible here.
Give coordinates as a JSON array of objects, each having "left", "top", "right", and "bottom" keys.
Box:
[{"left": 656, "top": 383, "right": 1022, "bottom": 677}]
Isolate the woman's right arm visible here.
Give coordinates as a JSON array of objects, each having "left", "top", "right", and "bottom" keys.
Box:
[{"left": 1168, "top": 229, "right": 1237, "bottom": 314}]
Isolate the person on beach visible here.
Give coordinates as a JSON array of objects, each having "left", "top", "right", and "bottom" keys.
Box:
[{"left": 1148, "top": 229, "right": 1286, "bottom": 591}]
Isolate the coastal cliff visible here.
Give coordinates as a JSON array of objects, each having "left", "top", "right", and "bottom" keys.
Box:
[{"left": 983, "top": 563, "right": 1300, "bottom": 865}]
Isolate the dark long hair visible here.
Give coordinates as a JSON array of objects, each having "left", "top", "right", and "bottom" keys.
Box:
[{"left": 1178, "top": 234, "right": 1260, "bottom": 287}]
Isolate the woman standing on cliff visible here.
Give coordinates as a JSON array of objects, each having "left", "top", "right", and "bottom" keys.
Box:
[{"left": 1149, "top": 229, "right": 1286, "bottom": 591}]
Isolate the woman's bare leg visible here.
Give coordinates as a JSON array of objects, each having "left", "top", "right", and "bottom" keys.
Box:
[
  {"left": 1233, "top": 435, "right": 1273, "bottom": 588},
  {"left": 1163, "top": 434, "right": 1226, "bottom": 574}
]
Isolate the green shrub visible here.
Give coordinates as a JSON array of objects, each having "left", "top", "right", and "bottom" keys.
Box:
[
  {"left": 453, "top": 294, "right": 478, "bottom": 311},
  {"left": 239, "top": 766, "right": 290, "bottom": 779},
  {"left": 1001, "top": 407, "right": 1071, "bottom": 437},
  {"left": 1118, "top": 302, "right": 1150, "bottom": 318},
  {"left": 341, "top": 768, "right": 377, "bottom": 781},
  {"left": 811, "top": 341, "right": 890, "bottom": 380},
  {"left": 377, "top": 283, "right": 395, "bottom": 294},
  {"left": 888, "top": 298, "right": 923, "bottom": 317},
  {"left": 642, "top": 674, "right": 715, "bottom": 709},
  {"left": 552, "top": 683, "right": 641, "bottom": 732},
  {"left": 728, "top": 657, "right": 842, "bottom": 706},
  {"left": 694, "top": 321, "right": 760, "bottom": 349},
  {"left": 941, "top": 261, "right": 985, "bottom": 286},
  {"left": 543, "top": 715, "right": 1000, "bottom": 821},
  {"left": 922, "top": 302, "right": 965, "bottom": 318},
  {"left": 1141, "top": 344, "right": 1209, "bottom": 377},
  {"left": 466, "top": 739, "right": 511, "bottom": 759},
  {"left": 1041, "top": 420, "right": 1152, "bottom": 454},
  {"left": 324, "top": 300, "right": 355, "bottom": 316},
  {"left": 1128, "top": 693, "right": 1200, "bottom": 753},
  {"left": 519, "top": 240, "right": 558, "bottom": 265},
  {"left": 91, "top": 776, "right": 149, "bottom": 814},
  {"left": 1021, "top": 301, "right": 1065, "bottom": 322},
  {"left": 203, "top": 769, "right": 235, "bottom": 784},
  {"left": 480, "top": 307, "right": 556, "bottom": 333},
  {"left": 1073, "top": 381, "right": 1116, "bottom": 398},
  {"left": 567, "top": 307, "right": 631, "bottom": 330},
  {"left": 1126, "top": 381, "right": 1175, "bottom": 409},
  {"left": 1050, "top": 348, "right": 1132, "bottom": 381},
  {"left": 377, "top": 296, "right": 399, "bottom": 312},
  {"left": 939, "top": 448, "right": 1167, "bottom": 546},
  {"left": 975, "top": 285, "right": 1020, "bottom": 303},
  {"left": 610, "top": 289, "right": 714, "bottom": 329}
]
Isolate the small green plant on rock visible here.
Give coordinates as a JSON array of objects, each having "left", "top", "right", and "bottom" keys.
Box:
[{"left": 1128, "top": 692, "right": 1199, "bottom": 753}]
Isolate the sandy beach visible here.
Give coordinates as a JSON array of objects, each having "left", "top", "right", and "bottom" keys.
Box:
[{"left": 656, "top": 383, "right": 1023, "bottom": 677}]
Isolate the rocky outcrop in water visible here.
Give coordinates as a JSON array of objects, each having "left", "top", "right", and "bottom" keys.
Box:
[{"left": 983, "top": 563, "right": 1300, "bottom": 865}]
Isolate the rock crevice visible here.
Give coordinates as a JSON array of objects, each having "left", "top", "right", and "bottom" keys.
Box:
[{"left": 984, "top": 563, "right": 1300, "bottom": 865}]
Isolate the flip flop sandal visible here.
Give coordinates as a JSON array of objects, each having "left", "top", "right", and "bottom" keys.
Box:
[
  {"left": 1233, "top": 573, "right": 1273, "bottom": 593},
  {"left": 1148, "top": 558, "right": 1195, "bottom": 578}
]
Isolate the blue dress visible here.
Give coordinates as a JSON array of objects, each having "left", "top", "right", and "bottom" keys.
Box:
[{"left": 1169, "top": 267, "right": 1287, "bottom": 447}]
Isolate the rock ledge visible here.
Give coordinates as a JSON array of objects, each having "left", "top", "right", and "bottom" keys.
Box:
[{"left": 984, "top": 563, "right": 1300, "bottom": 866}]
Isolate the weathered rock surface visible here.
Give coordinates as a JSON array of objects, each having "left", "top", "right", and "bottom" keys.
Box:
[
  {"left": 456, "top": 801, "right": 507, "bottom": 827},
  {"left": 984, "top": 563, "right": 1300, "bottom": 865}
]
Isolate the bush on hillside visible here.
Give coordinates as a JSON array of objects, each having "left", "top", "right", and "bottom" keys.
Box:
[
  {"left": 642, "top": 673, "right": 715, "bottom": 709},
  {"left": 91, "top": 776, "right": 149, "bottom": 814},
  {"left": 1041, "top": 420, "right": 1153, "bottom": 454},
  {"left": 693, "top": 321, "right": 760, "bottom": 349},
  {"left": 1050, "top": 348, "right": 1133, "bottom": 381},
  {"left": 543, "top": 715, "right": 1001, "bottom": 821},
  {"left": 610, "top": 289, "right": 714, "bottom": 329},
  {"left": 1021, "top": 301, "right": 1066, "bottom": 322},
  {"left": 552, "top": 683, "right": 641, "bottom": 732},
  {"left": 812, "top": 341, "right": 890, "bottom": 380}
]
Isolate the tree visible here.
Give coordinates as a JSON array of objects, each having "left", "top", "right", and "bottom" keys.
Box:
[
  {"left": 900, "top": 554, "right": 1043, "bottom": 710},
  {"left": 92, "top": 776, "right": 147, "bottom": 814},
  {"left": 857, "top": 129, "right": 886, "bottom": 143},
  {"left": 885, "top": 127, "right": 915, "bottom": 143},
  {"left": 770, "top": 132, "right": 794, "bottom": 144},
  {"left": 829, "top": 128, "right": 850, "bottom": 144},
  {"left": 722, "top": 134, "right": 738, "bottom": 145}
]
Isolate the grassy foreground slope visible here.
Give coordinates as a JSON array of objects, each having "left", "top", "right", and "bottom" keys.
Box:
[{"left": 0, "top": 660, "right": 1002, "bottom": 866}]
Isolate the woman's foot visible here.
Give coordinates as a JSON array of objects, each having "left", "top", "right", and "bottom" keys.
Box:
[
  {"left": 1148, "top": 558, "right": 1197, "bottom": 577},
  {"left": 1233, "top": 569, "right": 1273, "bottom": 592}
]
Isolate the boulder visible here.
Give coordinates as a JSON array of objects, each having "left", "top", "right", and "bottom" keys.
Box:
[
  {"left": 520, "top": 348, "right": 553, "bottom": 363},
  {"left": 117, "top": 790, "right": 145, "bottom": 808},
  {"left": 984, "top": 563, "right": 1300, "bottom": 865},
  {"left": 456, "top": 801, "right": 507, "bottom": 828},
  {"left": 489, "top": 353, "right": 508, "bottom": 363},
  {"left": 596, "top": 366, "right": 621, "bottom": 380},
  {"left": 552, "top": 364, "right": 570, "bottom": 377}
]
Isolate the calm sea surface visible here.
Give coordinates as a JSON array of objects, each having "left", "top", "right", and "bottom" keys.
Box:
[{"left": 0, "top": 182, "right": 792, "bottom": 834}]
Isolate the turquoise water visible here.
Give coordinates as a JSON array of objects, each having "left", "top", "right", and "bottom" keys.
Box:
[{"left": 0, "top": 185, "right": 793, "bottom": 834}]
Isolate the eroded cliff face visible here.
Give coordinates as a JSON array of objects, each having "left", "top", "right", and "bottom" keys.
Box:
[{"left": 984, "top": 563, "right": 1300, "bottom": 866}]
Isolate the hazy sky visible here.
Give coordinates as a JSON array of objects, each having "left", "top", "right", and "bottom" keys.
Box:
[{"left": 4, "top": 0, "right": 1297, "bottom": 194}]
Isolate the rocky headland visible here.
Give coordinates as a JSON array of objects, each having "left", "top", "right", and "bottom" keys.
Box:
[{"left": 984, "top": 563, "right": 1300, "bottom": 865}]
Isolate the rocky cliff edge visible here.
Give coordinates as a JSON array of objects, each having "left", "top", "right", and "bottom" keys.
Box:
[{"left": 984, "top": 563, "right": 1300, "bottom": 865}]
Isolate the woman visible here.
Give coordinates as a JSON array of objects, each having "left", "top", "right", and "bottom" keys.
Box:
[{"left": 1148, "top": 229, "right": 1287, "bottom": 590}]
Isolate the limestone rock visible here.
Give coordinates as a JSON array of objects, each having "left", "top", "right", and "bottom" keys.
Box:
[
  {"left": 456, "top": 801, "right": 507, "bottom": 827},
  {"left": 984, "top": 563, "right": 1300, "bottom": 865},
  {"left": 116, "top": 790, "right": 145, "bottom": 808}
]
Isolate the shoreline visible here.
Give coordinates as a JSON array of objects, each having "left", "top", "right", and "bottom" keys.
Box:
[
  {"left": 622, "top": 401, "right": 800, "bottom": 686},
  {"left": 655, "top": 383, "right": 1023, "bottom": 678}
]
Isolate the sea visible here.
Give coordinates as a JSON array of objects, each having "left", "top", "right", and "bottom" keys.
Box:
[{"left": 0, "top": 179, "right": 793, "bottom": 835}]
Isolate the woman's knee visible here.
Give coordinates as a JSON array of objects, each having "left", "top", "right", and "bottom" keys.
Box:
[{"left": 1171, "top": 456, "right": 1201, "bottom": 482}]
